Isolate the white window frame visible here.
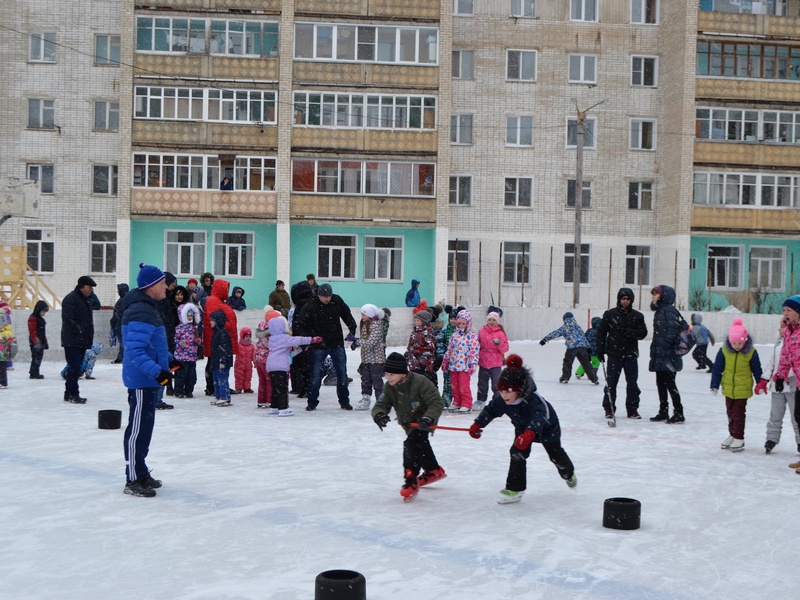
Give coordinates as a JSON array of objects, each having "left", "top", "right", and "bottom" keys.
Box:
[
  {"left": 29, "top": 32, "right": 56, "bottom": 63},
  {"left": 165, "top": 230, "right": 207, "bottom": 277},
  {"left": 631, "top": 0, "right": 659, "bottom": 25},
  {"left": 291, "top": 159, "right": 434, "bottom": 197},
  {"left": 564, "top": 243, "right": 591, "bottom": 285},
  {"left": 364, "top": 236, "right": 403, "bottom": 282},
  {"left": 89, "top": 230, "right": 117, "bottom": 275},
  {"left": 452, "top": 50, "right": 474, "bottom": 79},
  {"left": 136, "top": 17, "right": 279, "bottom": 58},
  {"left": 695, "top": 107, "right": 800, "bottom": 144},
  {"left": 92, "top": 165, "right": 118, "bottom": 196},
  {"left": 567, "top": 180, "right": 592, "bottom": 208},
  {"left": 506, "top": 115, "right": 534, "bottom": 147},
  {"left": 451, "top": 114, "right": 473, "bottom": 144},
  {"left": 95, "top": 34, "right": 120, "bottom": 65},
  {"left": 135, "top": 87, "right": 277, "bottom": 125},
  {"left": 234, "top": 157, "right": 276, "bottom": 191},
  {"left": 506, "top": 49, "right": 537, "bottom": 81},
  {"left": 448, "top": 239, "right": 470, "bottom": 283},
  {"left": 28, "top": 99, "right": 54, "bottom": 129},
  {"left": 568, "top": 54, "right": 597, "bottom": 84},
  {"left": 630, "top": 118, "right": 657, "bottom": 150},
  {"left": 454, "top": 0, "right": 474, "bottom": 15},
  {"left": 571, "top": 0, "right": 598, "bottom": 22},
  {"left": 504, "top": 177, "right": 534, "bottom": 208},
  {"left": 628, "top": 181, "right": 653, "bottom": 210},
  {"left": 749, "top": 246, "right": 785, "bottom": 293},
  {"left": 317, "top": 234, "right": 357, "bottom": 280},
  {"left": 503, "top": 241, "right": 530, "bottom": 284},
  {"left": 625, "top": 245, "right": 652, "bottom": 287},
  {"left": 449, "top": 175, "right": 472, "bottom": 205},
  {"left": 132, "top": 153, "right": 277, "bottom": 191},
  {"left": 631, "top": 55, "right": 658, "bottom": 87},
  {"left": 94, "top": 100, "right": 119, "bottom": 132},
  {"left": 566, "top": 116, "right": 597, "bottom": 149},
  {"left": 27, "top": 164, "right": 54, "bottom": 194},
  {"left": 213, "top": 231, "right": 254, "bottom": 278},
  {"left": 691, "top": 172, "right": 794, "bottom": 207},
  {"left": 510, "top": 0, "right": 536, "bottom": 18},
  {"left": 25, "top": 228, "right": 55, "bottom": 273},
  {"left": 707, "top": 245, "right": 743, "bottom": 291}
]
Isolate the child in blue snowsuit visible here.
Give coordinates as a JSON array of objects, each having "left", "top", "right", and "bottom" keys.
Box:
[
  {"left": 540, "top": 312, "right": 598, "bottom": 384},
  {"left": 61, "top": 341, "right": 104, "bottom": 380}
]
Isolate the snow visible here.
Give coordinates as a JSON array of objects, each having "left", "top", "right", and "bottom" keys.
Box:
[{"left": 1, "top": 340, "right": 798, "bottom": 600}]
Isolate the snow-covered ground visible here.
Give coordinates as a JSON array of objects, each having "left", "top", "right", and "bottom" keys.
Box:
[{"left": 1, "top": 340, "right": 798, "bottom": 600}]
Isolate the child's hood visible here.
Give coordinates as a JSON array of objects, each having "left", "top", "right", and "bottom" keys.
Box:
[
  {"left": 210, "top": 309, "right": 227, "bottom": 327},
  {"left": 239, "top": 327, "right": 252, "bottom": 342},
  {"left": 268, "top": 316, "right": 290, "bottom": 336},
  {"left": 591, "top": 316, "right": 602, "bottom": 329},
  {"left": 33, "top": 300, "right": 50, "bottom": 316},
  {"left": 456, "top": 309, "right": 473, "bottom": 331},
  {"left": 232, "top": 286, "right": 245, "bottom": 297},
  {"left": 179, "top": 302, "right": 200, "bottom": 325}
]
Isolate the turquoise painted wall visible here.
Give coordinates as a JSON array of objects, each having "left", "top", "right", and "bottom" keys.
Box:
[
  {"left": 689, "top": 235, "right": 800, "bottom": 313},
  {"left": 130, "top": 220, "right": 277, "bottom": 309},
  {"left": 290, "top": 224, "right": 435, "bottom": 308}
]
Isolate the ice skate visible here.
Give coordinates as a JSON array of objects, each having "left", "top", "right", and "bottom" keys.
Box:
[
  {"left": 266, "top": 408, "right": 280, "bottom": 415},
  {"left": 212, "top": 399, "right": 231, "bottom": 407},
  {"left": 566, "top": 474, "right": 578, "bottom": 489},
  {"left": 730, "top": 438, "right": 745, "bottom": 452},
  {"left": 497, "top": 489, "right": 524, "bottom": 504},
  {"left": 354, "top": 395, "right": 371, "bottom": 411},
  {"left": 278, "top": 408, "right": 294, "bottom": 416},
  {"left": 721, "top": 436, "right": 733, "bottom": 449},
  {"left": 418, "top": 467, "right": 447, "bottom": 487},
  {"left": 765, "top": 440, "right": 776, "bottom": 454}
]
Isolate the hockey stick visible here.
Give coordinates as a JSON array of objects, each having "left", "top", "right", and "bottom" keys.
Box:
[
  {"left": 601, "top": 361, "right": 616, "bottom": 428},
  {"left": 409, "top": 423, "right": 472, "bottom": 432}
]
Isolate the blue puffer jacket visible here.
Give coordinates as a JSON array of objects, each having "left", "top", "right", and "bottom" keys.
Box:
[
  {"left": 121, "top": 289, "right": 170, "bottom": 389},
  {"left": 649, "top": 285, "right": 683, "bottom": 373}
]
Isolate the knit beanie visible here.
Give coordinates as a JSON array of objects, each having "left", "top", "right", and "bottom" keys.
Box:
[
  {"left": 783, "top": 295, "right": 800, "bottom": 315},
  {"left": 264, "top": 309, "right": 282, "bottom": 323},
  {"left": 497, "top": 355, "right": 527, "bottom": 393},
  {"left": 563, "top": 311, "right": 574, "bottom": 321},
  {"left": 487, "top": 305, "right": 503, "bottom": 318},
  {"left": 487, "top": 311, "right": 501, "bottom": 322},
  {"left": 384, "top": 352, "right": 408, "bottom": 375},
  {"left": 187, "top": 278, "right": 198, "bottom": 286},
  {"left": 137, "top": 263, "right": 165, "bottom": 290},
  {"left": 414, "top": 310, "right": 433, "bottom": 325},
  {"left": 728, "top": 318, "right": 748, "bottom": 343},
  {"left": 164, "top": 272, "right": 177, "bottom": 287}
]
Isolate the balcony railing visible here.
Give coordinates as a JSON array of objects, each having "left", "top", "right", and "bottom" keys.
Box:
[{"left": 700, "top": 0, "right": 787, "bottom": 16}]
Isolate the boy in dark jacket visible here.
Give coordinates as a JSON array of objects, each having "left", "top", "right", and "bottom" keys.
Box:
[
  {"left": 469, "top": 354, "right": 577, "bottom": 504},
  {"left": 227, "top": 286, "right": 247, "bottom": 311},
  {"left": 576, "top": 316, "right": 602, "bottom": 380},
  {"left": 210, "top": 309, "right": 234, "bottom": 406},
  {"left": 372, "top": 352, "right": 445, "bottom": 503},
  {"left": 109, "top": 283, "right": 129, "bottom": 363},
  {"left": 691, "top": 314, "right": 716, "bottom": 372},
  {"left": 28, "top": 300, "right": 49, "bottom": 379}
]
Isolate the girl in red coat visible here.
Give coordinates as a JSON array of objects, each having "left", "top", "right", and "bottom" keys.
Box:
[{"left": 234, "top": 327, "right": 255, "bottom": 393}]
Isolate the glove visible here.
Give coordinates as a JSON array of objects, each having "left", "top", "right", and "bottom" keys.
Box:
[
  {"left": 310, "top": 336, "right": 323, "bottom": 344},
  {"left": 468, "top": 366, "right": 476, "bottom": 376},
  {"left": 441, "top": 358, "right": 449, "bottom": 372},
  {"left": 169, "top": 359, "right": 181, "bottom": 371},
  {"left": 417, "top": 416, "right": 433, "bottom": 432},
  {"left": 155, "top": 370, "right": 173, "bottom": 386},
  {"left": 346, "top": 334, "right": 358, "bottom": 343},
  {"left": 374, "top": 413, "right": 391, "bottom": 431},
  {"left": 514, "top": 430, "right": 536, "bottom": 451},
  {"left": 469, "top": 421, "right": 483, "bottom": 439},
  {"left": 754, "top": 379, "right": 769, "bottom": 395},
  {"left": 710, "top": 388, "right": 719, "bottom": 396},
  {"left": 350, "top": 338, "right": 360, "bottom": 351},
  {"left": 597, "top": 353, "right": 604, "bottom": 363},
  {"left": 493, "top": 338, "right": 500, "bottom": 345},
  {"left": 33, "top": 343, "right": 42, "bottom": 351},
  {"left": 775, "top": 378, "right": 785, "bottom": 393},
  {"left": 539, "top": 339, "right": 547, "bottom": 346}
]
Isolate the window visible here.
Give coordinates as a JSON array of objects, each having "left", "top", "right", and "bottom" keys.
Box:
[
  {"left": 364, "top": 236, "right": 403, "bottom": 281},
  {"left": 94, "top": 101, "right": 119, "bottom": 131},
  {"left": 566, "top": 117, "right": 596, "bottom": 148},
  {"left": 507, "top": 50, "right": 537, "bottom": 81},
  {"left": 625, "top": 245, "right": 651, "bottom": 286},
  {"left": 564, "top": 243, "right": 590, "bottom": 284},
  {"left": 136, "top": 17, "right": 278, "bottom": 57},
  {"left": 510, "top": 0, "right": 535, "bottom": 18},
  {"left": 25, "top": 229, "right": 55, "bottom": 273},
  {"left": 569, "top": 54, "right": 596, "bottom": 84},
  {"left": 90, "top": 231, "right": 117, "bottom": 274},
  {"left": 503, "top": 242, "right": 530, "bottom": 284},
  {"left": 166, "top": 231, "right": 206, "bottom": 276},
  {"left": 707, "top": 245, "right": 742, "bottom": 290},
  {"left": 695, "top": 108, "right": 759, "bottom": 142},
  {"left": 571, "top": 0, "right": 598, "bottom": 22},
  {"left": 692, "top": 172, "right": 791, "bottom": 207},
  {"left": 294, "top": 92, "right": 435, "bottom": 130},
  {"left": 318, "top": 235, "right": 356, "bottom": 279},
  {"left": 504, "top": 177, "right": 533, "bottom": 208},
  {"left": 631, "top": 0, "right": 658, "bottom": 24},
  {"left": 27, "top": 164, "right": 54, "bottom": 194},
  {"left": 449, "top": 175, "right": 472, "bottom": 205},
  {"left": 451, "top": 114, "right": 473, "bottom": 144},
  {"left": 29, "top": 33, "right": 56, "bottom": 62},
  {"left": 630, "top": 119, "right": 656, "bottom": 150},
  {"left": 448, "top": 240, "right": 470, "bottom": 282},
  {"left": 214, "top": 231, "right": 253, "bottom": 277},
  {"left": 291, "top": 159, "right": 433, "bottom": 197},
  {"left": 208, "top": 90, "right": 277, "bottom": 123},
  {"left": 506, "top": 116, "right": 533, "bottom": 146},
  {"left": 749, "top": 247, "right": 784, "bottom": 292},
  {"left": 628, "top": 182, "right": 652, "bottom": 209},
  {"left": 92, "top": 165, "right": 118, "bottom": 195},
  {"left": 234, "top": 157, "right": 276, "bottom": 191},
  {"left": 95, "top": 35, "right": 120, "bottom": 65},
  {"left": 567, "top": 180, "right": 592, "bottom": 208},
  {"left": 454, "top": 0, "right": 474, "bottom": 15},
  {"left": 132, "top": 153, "right": 277, "bottom": 191},
  {"left": 452, "top": 50, "right": 474, "bottom": 79},
  {"left": 28, "top": 99, "right": 54, "bottom": 129},
  {"left": 211, "top": 20, "right": 279, "bottom": 57},
  {"left": 632, "top": 56, "right": 658, "bottom": 86},
  {"left": 696, "top": 40, "right": 800, "bottom": 81}
]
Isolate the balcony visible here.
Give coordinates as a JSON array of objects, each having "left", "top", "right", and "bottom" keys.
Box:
[
  {"left": 133, "top": 121, "right": 278, "bottom": 151},
  {"left": 135, "top": 54, "right": 279, "bottom": 81},
  {"left": 695, "top": 78, "right": 799, "bottom": 103},
  {"left": 698, "top": 3, "right": 799, "bottom": 37},
  {"left": 694, "top": 140, "right": 800, "bottom": 169},
  {"left": 294, "top": 0, "right": 440, "bottom": 20},
  {"left": 700, "top": 1, "right": 787, "bottom": 16},
  {"left": 292, "top": 128, "right": 437, "bottom": 154},
  {"left": 692, "top": 204, "right": 800, "bottom": 232},
  {"left": 293, "top": 61, "right": 438, "bottom": 89},
  {"left": 135, "top": 1, "right": 282, "bottom": 11},
  {"left": 131, "top": 189, "right": 277, "bottom": 219},
  {"left": 291, "top": 194, "right": 435, "bottom": 223}
]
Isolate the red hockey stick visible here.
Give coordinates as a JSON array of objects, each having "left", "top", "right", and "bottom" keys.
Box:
[{"left": 409, "top": 423, "right": 472, "bottom": 432}]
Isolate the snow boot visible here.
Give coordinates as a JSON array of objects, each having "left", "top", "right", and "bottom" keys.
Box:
[
  {"left": 789, "top": 460, "right": 800, "bottom": 469},
  {"left": 649, "top": 412, "right": 668, "bottom": 422},
  {"left": 141, "top": 473, "right": 162, "bottom": 489},
  {"left": 418, "top": 467, "right": 447, "bottom": 487},
  {"left": 627, "top": 411, "right": 641, "bottom": 419},
  {"left": 730, "top": 438, "right": 745, "bottom": 452},
  {"left": 354, "top": 395, "right": 371, "bottom": 411},
  {"left": 721, "top": 436, "right": 734, "bottom": 449},
  {"left": 124, "top": 479, "right": 156, "bottom": 498},
  {"left": 765, "top": 440, "right": 776, "bottom": 454},
  {"left": 559, "top": 378, "right": 569, "bottom": 384},
  {"left": 497, "top": 489, "right": 524, "bottom": 504},
  {"left": 666, "top": 413, "right": 685, "bottom": 424}
]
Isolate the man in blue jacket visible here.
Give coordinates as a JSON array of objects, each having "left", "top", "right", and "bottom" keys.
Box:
[
  {"left": 121, "top": 263, "right": 173, "bottom": 497},
  {"left": 405, "top": 279, "right": 421, "bottom": 307}
]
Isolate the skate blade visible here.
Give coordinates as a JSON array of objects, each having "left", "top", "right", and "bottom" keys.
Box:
[{"left": 607, "top": 419, "right": 617, "bottom": 428}]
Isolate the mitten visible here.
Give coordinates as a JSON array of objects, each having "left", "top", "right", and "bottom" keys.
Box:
[
  {"left": 493, "top": 338, "right": 500, "bottom": 345},
  {"left": 710, "top": 388, "right": 719, "bottom": 396},
  {"left": 775, "top": 378, "right": 785, "bottom": 393},
  {"left": 155, "top": 370, "right": 173, "bottom": 386},
  {"left": 441, "top": 358, "right": 449, "bottom": 372},
  {"left": 345, "top": 334, "right": 358, "bottom": 343},
  {"left": 417, "top": 416, "right": 433, "bottom": 431},
  {"left": 169, "top": 359, "right": 181, "bottom": 371},
  {"left": 514, "top": 430, "right": 536, "bottom": 450},
  {"left": 350, "top": 338, "right": 360, "bottom": 351},
  {"left": 539, "top": 339, "right": 547, "bottom": 346},
  {"left": 754, "top": 379, "right": 768, "bottom": 395},
  {"left": 310, "top": 336, "right": 323, "bottom": 344},
  {"left": 469, "top": 421, "right": 483, "bottom": 439},
  {"left": 468, "top": 366, "right": 475, "bottom": 376},
  {"left": 374, "top": 413, "right": 391, "bottom": 431}
]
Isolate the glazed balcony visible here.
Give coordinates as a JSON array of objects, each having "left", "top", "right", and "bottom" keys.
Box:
[
  {"left": 692, "top": 204, "right": 800, "bottom": 232},
  {"left": 293, "top": 62, "right": 438, "bottom": 89},
  {"left": 291, "top": 194, "right": 435, "bottom": 223},
  {"left": 135, "top": 54, "right": 279, "bottom": 81},
  {"left": 131, "top": 188, "right": 277, "bottom": 219},
  {"left": 694, "top": 140, "right": 800, "bottom": 169},
  {"left": 294, "top": 0, "right": 440, "bottom": 20},
  {"left": 695, "top": 78, "right": 799, "bottom": 103},
  {"left": 133, "top": 120, "right": 278, "bottom": 152},
  {"left": 698, "top": 3, "right": 798, "bottom": 37},
  {"left": 292, "top": 128, "right": 437, "bottom": 154},
  {"left": 135, "top": 1, "right": 282, "bottom": 11}
]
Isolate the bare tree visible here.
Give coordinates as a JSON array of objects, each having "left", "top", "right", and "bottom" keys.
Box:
[
  {"left": 688, "top": 286, "right": 707, "bottom": 312},
  {"left": 750, "top": 287, "right": 774, "bottom": 315}
]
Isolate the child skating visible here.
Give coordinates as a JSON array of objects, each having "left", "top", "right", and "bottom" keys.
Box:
[
  {"left": 267, "top": 316, "right": 320, "bottom": 416},
  {"left": 540, "top": 312, "right": 598, "bottom": 385},
  {"left": 442, "top": 309, "right": 479, "bottom": 412},
  {"left": 355, "top": 304, "right": 388, "bottom": 411},
  {"left": 691, "top": 314, "right": 716, "bottom": 372}
]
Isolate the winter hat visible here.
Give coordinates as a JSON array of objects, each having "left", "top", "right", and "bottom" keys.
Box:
[
  {"left": 164, "top": 272, "right": 177, "bottom": 287},
  {"left": 137, "top": 263, "right": 165, "bottom": 290},
  {"left": 240, "top": 327, "right": 252, "bottom": 339},
  {"left": 255, "top": 320, "right": 270, "bottom": 339},
  {"left": 414, "top": 310, "right": 433, "bottom": 325},
  {"left": 651, "top": 285, "right": 663, "bottom": 296},
  {"left": 487, "top": 305, "right": 504, "bottom": 318},
  {"left": 487, "top": 311, "right": 501, "bottom": 322},
  {"left": 361, "top": 303, "right": 383, "bottom": 320},
  {"left": 276, "top": 280, "right": 284, "bottom": 287},
  {"left": 498, "top": 354, "right": 528, "bottom": 393},
  {"left": 179, "top": 302, "right": 199, "bottom": 325},
  {"left": 117, "top": 283, "right": 129, "bottom": 296},
  {"left": 562, "top": 311, "right": 574, "bottom": 321},
  {"left": 187, "top": 278, "right": 198, "bottom": 286},
  {"left": 77, "top": 275, "right": 97, "bottom": 288},
  {"left": 783, "top": 295, "right": 800, "bottom": 315},
  {"left": 728, "top": 318, "right": 748, "bottom": 343},
  {"left": 318, "top": 283, "right": 333, "bottom": 297},
  {"left": 384, "top": 352, "right": 408, "bottom": 375}
]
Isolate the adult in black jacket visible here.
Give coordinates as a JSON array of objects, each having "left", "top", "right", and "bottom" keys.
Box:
[
  {"left": 110, "top": 283, "right": 129, "bottom": 363},
  {"left": 648, "top": 285, "right": 685, "bottom": 423},
  {"left": 154, "top": 272, "right": 178, "bottom": 405},
  {"left": 61, "top": 275, "right": 96, "bottom": 403},
  {"left": 293, "top": 283, "right": 357, "bottom": 411},
  {"left": 596, "top": 287, "right": 648, "bottom": 419},
  {"left": 288, "top": 274, "right": 318, "bottom": 395}
]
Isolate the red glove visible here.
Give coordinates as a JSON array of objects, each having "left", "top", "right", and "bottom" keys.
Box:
[
  {"left": 469, "top": 422, "right": 483, "bottom": 439},
  {"left": 468, "top": 366, "right": 476, "bottom": 376},
  {"left": 754, "top": 379, "right": 769, "bottom": 395},
  {"left": 514, "top": 430, "right": 536, "bottom": 450},
  {"left": 310, "top": 336, "right": 323, "bottom": 344}
]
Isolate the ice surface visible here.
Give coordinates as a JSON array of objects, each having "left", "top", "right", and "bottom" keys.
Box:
[{"left": 1, "top": 341, "right": 797, "bottom": 599}]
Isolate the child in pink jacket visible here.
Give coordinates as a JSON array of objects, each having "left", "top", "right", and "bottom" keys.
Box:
[
  {"left": 476, "top": 310, "right": 509, "bottom": 410},
  {"left": 442, "top": 309, "right": 480, "bottom": 412},
  {"left": 774, "top": 295, "right": 800, "bottom": 440},
  {"left": 234, "top": 327, "right": 255, "bottom": 394},
  {"left": 254, "top": 320, "right": 272, "bottom": 408}
]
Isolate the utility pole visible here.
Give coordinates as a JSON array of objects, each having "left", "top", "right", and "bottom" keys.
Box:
[{"left": 571, "top": 98, "right": 607, "bottom": 308}]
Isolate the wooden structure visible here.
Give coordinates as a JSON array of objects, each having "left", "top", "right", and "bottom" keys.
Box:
[{"left": 0, "top": 245, "right": 61, "bottom": 310}]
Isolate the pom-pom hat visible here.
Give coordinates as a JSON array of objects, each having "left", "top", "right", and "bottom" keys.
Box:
[
  {"left": 137, "top": 263, "right": 165, "bottom": 290},
  {"left": 497, "top": 354, "right": 527, "bottom": 393},
  {"left": 728, "top": 318, "right": 748, "bottom": 343},
  {"left": 414, "top": 310, "right": 433, "bottom": 325}
]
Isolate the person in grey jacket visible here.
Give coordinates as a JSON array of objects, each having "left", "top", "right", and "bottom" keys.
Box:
[{"left": 690, "top": 314, "right": 716, "bottom": 372}]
